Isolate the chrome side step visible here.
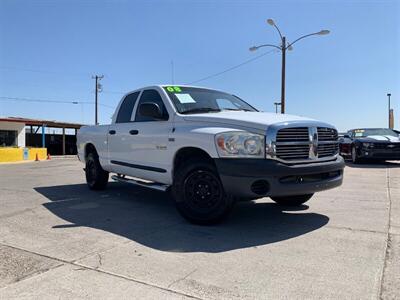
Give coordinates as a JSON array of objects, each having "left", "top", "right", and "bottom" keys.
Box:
[{"left": 111, "top": 175, "right": 169, "bottom": 192}]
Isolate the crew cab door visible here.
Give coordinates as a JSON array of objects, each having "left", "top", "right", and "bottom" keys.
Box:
[
  {"left": 107, "top": 91, "right": 141, "bottom": 175},
  {"left": 126, "top": 89, "right": 174, "bottom": 184}
]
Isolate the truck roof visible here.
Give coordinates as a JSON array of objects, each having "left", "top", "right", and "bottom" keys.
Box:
[{"left": 122, "top": 85, "right": 234, "bottom": 97}]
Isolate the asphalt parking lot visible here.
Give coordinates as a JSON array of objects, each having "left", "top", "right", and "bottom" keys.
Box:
[{"left": 0, "top": 158, "right": 399, "bottom": 299}]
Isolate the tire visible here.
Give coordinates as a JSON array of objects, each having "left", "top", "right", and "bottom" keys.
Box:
[
  {"left": 351, "top": 145, "right": 360, "bottom": 164},
  {"left": 85, "top": 152, "right": 109, "bottom": 190},
  {"left": 172, "top": 159, "right": 235, "bottom": 225},
  {"left": 271, "top": 194, "right": 314, "bottom": 206}
]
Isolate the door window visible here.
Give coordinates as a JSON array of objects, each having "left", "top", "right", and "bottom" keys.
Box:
[
  {"left": 116, "top": 91, "right": 140, "bottom": 123},
  {"left": 135, "top": 89, "right": 169, "bottom": 122}
]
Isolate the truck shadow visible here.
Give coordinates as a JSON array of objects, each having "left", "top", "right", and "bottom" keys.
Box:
[{"left": 35, "top": 183, "right": 329, "bottom": 253}]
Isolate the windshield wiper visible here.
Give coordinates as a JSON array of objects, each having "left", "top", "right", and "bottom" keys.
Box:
[
  {"left": 222, "top": 108, "right": 253, "bottom": 112},
  {"left": 181, "top": 108, "right": 221, "bottom": 114}
]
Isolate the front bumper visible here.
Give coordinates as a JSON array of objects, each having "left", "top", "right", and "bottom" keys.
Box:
[
  {"left": 215, "top": 156, "right": 345, "bottom": 198},
  {"left": 358, "top": 148, "right": 400, "bottom": 160}
]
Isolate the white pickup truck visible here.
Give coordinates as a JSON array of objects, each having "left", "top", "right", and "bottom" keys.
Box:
[{"left": 77, "top": 85, "right": 344, "bottom": 224}]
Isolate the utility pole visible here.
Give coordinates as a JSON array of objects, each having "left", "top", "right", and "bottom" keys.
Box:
[
  {"left": 387, "top": 93, "right": 392, "bottom": 128},
  {"left": 92, "top": 75, "right": 104, "bottom": 125}
]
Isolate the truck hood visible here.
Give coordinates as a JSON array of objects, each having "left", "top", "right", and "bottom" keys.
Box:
[{"left": 182, "top": 111, "right": 318, "bottom": 130}]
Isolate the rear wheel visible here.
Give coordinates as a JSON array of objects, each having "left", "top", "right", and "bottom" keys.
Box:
[
  {"left": 271, "top": 194, "right": 314, "bottom": 206},
  {"left": 172, "top": 159, "right": 235, "bottom": 225},
  {"left": 85, "top": 153, "right": 109, "bottom": 190}
]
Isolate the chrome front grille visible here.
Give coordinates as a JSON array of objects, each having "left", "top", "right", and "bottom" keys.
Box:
[
  {"left": 317, "top": 127, "right": 338, "bottom": 141},
  {"left": 276, "top": 127, "right": 309, "bottom": 142},
  {"left": 317, "top": 127, "right": 339, "bottom": 158},
  {"left": 272, "top": 125, "right": 339, "bottom": 163},
  {"left": 275, "top": 144, "right": 310, "bottom": 160},
  {"left": 318, "top": 143, "right": 339, "bottom": 158}
]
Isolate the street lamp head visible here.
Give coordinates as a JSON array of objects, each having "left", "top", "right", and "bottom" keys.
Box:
[
  {"left": 318, "top": 30, "right": 330, "bottom": 35},
  {"left": 249, "top": 46, "right": 258, "bottom": 52},
  {"left": 387, "top": 93, "right": 391, "bottom": 97},
  {"left": 267, "top": 19, "right": 275, "bottom": 26}
]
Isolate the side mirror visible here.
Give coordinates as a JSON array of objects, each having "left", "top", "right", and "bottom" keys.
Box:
[
  {"left": 138, "top": 102, "right": 163, "bottom": 120},
  {"left": 343, "top": 134, "right": 351, "bottom": 139}
]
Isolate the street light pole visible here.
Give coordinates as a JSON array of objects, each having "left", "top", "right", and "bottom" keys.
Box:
[
  {"left": 387, "top": 93, "right": 391, "bottom": 128},
  {"left": 249, "top": 19, "right": 330, "bottom": 114},
  {"left": 281, "top": 36, "right": 286, "bottom": 114}
]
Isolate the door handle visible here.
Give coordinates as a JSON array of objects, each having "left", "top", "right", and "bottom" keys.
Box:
[
  {"left": 109, "top": 130, "right": 116, "bottom": 135},
  {"left": 129, "top": 130, "right": 139, "bottom": 135}
]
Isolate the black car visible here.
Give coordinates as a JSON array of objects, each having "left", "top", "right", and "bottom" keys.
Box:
[{"left": 339, "top": 128, "right": 400, "bottom": 163}]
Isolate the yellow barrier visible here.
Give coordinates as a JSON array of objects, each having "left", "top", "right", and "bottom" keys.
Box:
[
  {"left": 0, "top": 148, "right": 23, "bottom": 162},
  {"left": 28, "top": 148, "right": 47, "bottom": 161},
  {"left": 0, "top": 147, "right": 47, "bottom": 162}
]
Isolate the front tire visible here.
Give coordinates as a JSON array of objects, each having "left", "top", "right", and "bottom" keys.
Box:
[
  {"left": 271, "top": 194, "right": 314, "bottom": 206},
  {"left": 85, "top": 153, "right": 109, "bottom": 190},
  {"left": 351, "top": 145, "right": 360, "bottom": 164},
  {"left": 172, "top": 159, "right": 235, "bottom": 225}
]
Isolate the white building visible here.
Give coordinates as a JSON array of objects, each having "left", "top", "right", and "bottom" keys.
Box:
[
  {"left": 0, "top": 119, "right": 26, "bottom": 147},
  {"left": 0, "top": 117, "right": 82, "bottom": 154}
]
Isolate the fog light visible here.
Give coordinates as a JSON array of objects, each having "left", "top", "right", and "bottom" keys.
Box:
[{"left": 251, "top": 180, "right": 270, "bottom": 195}]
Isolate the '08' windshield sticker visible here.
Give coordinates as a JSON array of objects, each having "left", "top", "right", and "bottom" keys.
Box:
[{"left": 166, "top": 86, "right": 182, "bottom": 93}]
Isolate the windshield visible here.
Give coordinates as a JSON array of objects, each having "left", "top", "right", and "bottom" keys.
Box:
[
  {"left": 163, "top": 86, "right": 258, "bottom": 114},
  {"left": 353, "top": 128, "right": 399, "bottom": 137}
]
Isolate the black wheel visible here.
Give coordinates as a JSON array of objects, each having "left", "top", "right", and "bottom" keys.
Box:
[
  {"left": 85, "top": 153, "right": 109, "bottom": 190},
  {"left": 271, "top": 194, "right": 314, "bottom": 206},
  {"left": 172, "top": 159, "right": 235, "bottom": 225},
  {"left": 351, "top": 145, "right": 360, "bottom": 164}
]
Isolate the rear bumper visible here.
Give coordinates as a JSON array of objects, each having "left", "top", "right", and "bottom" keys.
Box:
[{"left": 214, "top": 156, "right": 345, "bottom": 198}]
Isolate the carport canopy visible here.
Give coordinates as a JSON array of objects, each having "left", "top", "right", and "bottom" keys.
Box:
[{"left": 0, "top": 117, "right": 84, "bottom": 155}]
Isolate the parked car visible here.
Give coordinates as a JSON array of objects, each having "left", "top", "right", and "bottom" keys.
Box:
[
  {"left": 339, "top": 128, "right": 400, "bottom": 163},
  {"left": 77, "top": 85, "right": 344, "bottom": 224}
]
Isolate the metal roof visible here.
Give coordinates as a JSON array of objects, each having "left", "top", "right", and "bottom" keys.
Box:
[{"left": 0, "top": 117, "right": 83, "bottom": 129}]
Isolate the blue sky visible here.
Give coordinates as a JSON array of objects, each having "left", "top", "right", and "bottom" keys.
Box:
[{"left": 0, "top": 0, "right": 399, "bottom": 131}]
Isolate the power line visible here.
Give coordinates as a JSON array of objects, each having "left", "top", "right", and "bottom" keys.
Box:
[
  {"left": 185, "top": 49, "right": 277, "bottom": 85},
  {"left": 102, "top": 90, "right": 125, "bottom": 95},
  {"left": 0, "top": 96, "right": 115, "bottom": 109},
  {"left": 88, "top": 50, "right": 278, "bottom": 95},
  {"left": 0, "top": 66, "right": 92, "bottom": 77},
  {"left": 1, "top": 49, "right": 276, "bottom": 106},
  {"left": 0, "top": 96, "right": 81, "bottom": 104}
]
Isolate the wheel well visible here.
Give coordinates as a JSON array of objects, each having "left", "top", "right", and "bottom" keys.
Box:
[
  {"left": 84, "top": 143, "right": 98, "bottom": 161},
  {"left": 173, "top": 147, "right": 215, "bottom": 178}
]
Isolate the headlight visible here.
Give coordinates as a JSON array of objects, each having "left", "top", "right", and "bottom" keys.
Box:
[
  {"left": 362, "top": 142, "right": 374, "bottom": 148},
  {"left": 215, "top": 132, "right": 265, "bottom": 158}
]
